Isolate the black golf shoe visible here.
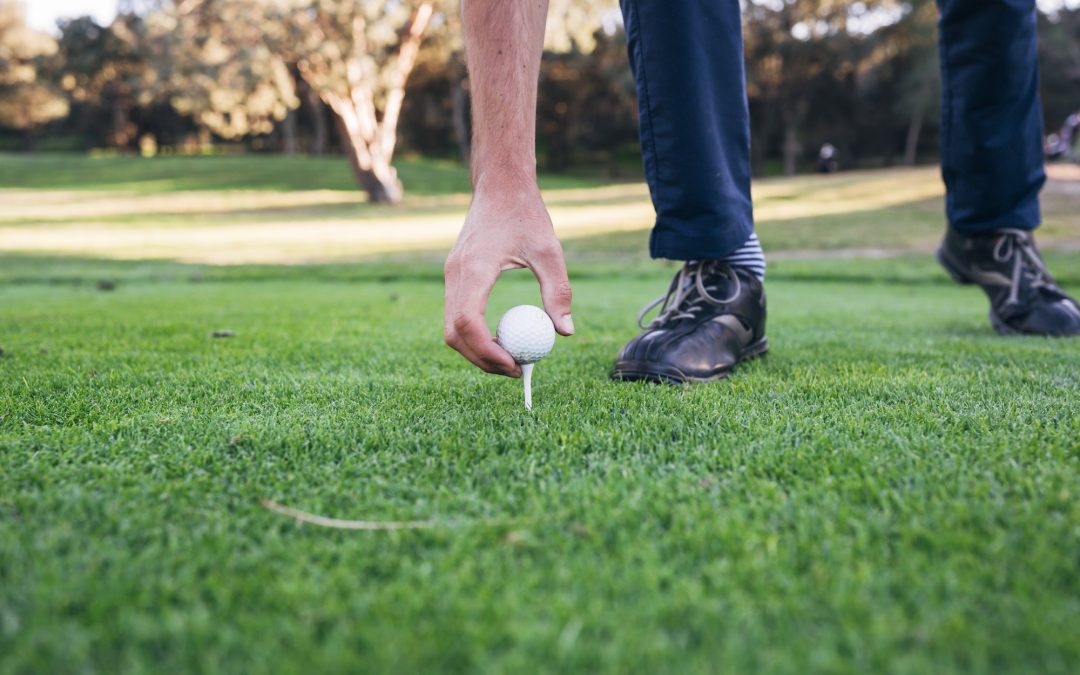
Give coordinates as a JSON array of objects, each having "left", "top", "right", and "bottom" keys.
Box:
[
  {"left": 937, "top": 228, "right": 1080, "bottom": 336},
  {"left": 612, "top": 261, "right": 768, "bottom": 383}
]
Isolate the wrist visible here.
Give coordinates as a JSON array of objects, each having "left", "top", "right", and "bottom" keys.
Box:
[{"left": 473, "top": 164, "right": 540, "bottom": 199}]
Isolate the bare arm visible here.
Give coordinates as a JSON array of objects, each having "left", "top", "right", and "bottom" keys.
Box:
[{"left": 443, "top": 0, "right": 574, "bottom": 377}]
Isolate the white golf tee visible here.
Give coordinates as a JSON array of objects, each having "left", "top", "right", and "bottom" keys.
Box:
[
  {"left": 495, "top": 305, "right": 554, "bottom": 411},
  {"left": 522, "top": 363, "right": 534, "bottom": 411}
]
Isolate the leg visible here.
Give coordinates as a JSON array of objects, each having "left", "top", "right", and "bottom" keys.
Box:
[
  {"left": 937, "top": 0, "right": 1045, "bottom": 233},
  {"left": 613, "top": 0, "right": 768, "bottom": 383},
  {"left": 620, "top": 0, "right": 753, "bottom": 259},
  {"left": 936, "top": 0, "right": 1080, "bottom": 335}
]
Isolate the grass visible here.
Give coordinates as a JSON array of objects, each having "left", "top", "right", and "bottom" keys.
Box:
[
  {"left": 2, "top": 155, "right": 1080, "bottom": 674},
  {"left": 0, "top": 153, "right": 608, "bottom": 195},
  {"left": 2, "top": 155, "right": 1079, "bottom": 264}
]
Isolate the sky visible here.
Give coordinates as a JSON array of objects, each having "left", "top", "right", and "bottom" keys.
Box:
[
  {"left": 26, "top": 0, "right": 119, "bottom": 33},
  {"left": 22, "top": 0, "right": 1080, "bottom": 34}
]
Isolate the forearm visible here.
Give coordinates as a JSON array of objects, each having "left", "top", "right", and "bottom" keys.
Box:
[
  {"left": 445, "top": 0, "right": 571, "bottom": 377},
  {"left": 461, "top": 0, "right": 549, "bottom": 192}
]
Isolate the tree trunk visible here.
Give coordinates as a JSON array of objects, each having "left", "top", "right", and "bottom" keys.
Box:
[
  {"left": 110, "top": 95, "right": 133, "bottom": 150},
  {"left": 780, "top": 98, "right": 809, "bottom": 177},
  {"left": 297, "top": 2, "right": 433, "bottom": 203},
  {"left": 903, "top": 105, "right": 925, "bottom": 166},
  {"left": 451, "top": 74, "right": 471, "bottom": 166},
  {"left": 334, "top": 113, "right": 403, "bottom": 204},
  {"left": 904, "top": 78, "right": 933, "bottom": 166},
  {"left": 306, "top": 88, "right": 327, "bottom": 156},
  {"left": 751, "top": 100, "right": 777, "bottom": 178},
  {"left": 281, "top": 108, "right": 298, "bottom": 156},
  {"left": 782, "top": 123, "right": 800, "bottom": 177}
]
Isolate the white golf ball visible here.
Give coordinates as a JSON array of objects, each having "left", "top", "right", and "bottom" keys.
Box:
[{"left": 496, "top": 305, "right": 556, "bottom": 364}]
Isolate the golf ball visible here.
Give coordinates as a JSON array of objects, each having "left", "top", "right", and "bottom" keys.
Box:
[{"left": 496, "top": 305, "right": 556, "bottom": 364}]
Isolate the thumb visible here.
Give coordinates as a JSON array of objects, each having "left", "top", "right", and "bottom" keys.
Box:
[{"left": 531, "top": 245, "right": 575, "bottom": 336}]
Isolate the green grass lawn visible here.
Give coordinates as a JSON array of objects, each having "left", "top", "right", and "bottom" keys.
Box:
[
  {"left": 2, "top": 255, "right": 1079, "bottom": 674},
  {"left": 3, "top": 154, "right": 1079, "bottom": 265},
  {"left": 2, "top": 155, "right": 1080, "bottom": 674},
  {"left": 0, "top": 153, "right": 607, "bottom": 195}
]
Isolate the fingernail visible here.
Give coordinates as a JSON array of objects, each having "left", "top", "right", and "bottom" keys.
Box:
[{"left": 564, "top": 315, "right": 575, "bottom": 335}]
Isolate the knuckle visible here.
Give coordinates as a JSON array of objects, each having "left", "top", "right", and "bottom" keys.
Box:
[
  {"left": 451, "top": 312, "right": 475, "bottom": 334},
  {"left": 537, "top": 240, "right": 563, "bottom": 261},
  {"left": 443, "top": 256, "right": 460, "bottom": 276},
  {"left": 460, "top": 256, "right": 488, "bottom": 277},
  {"left": 555, "top": 279, "right": 573, "bottom": 302}
]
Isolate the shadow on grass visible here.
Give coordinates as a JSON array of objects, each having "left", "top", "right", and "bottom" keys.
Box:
[{"left": 3, "top": 250, "right": 1078, "bottom": 290}]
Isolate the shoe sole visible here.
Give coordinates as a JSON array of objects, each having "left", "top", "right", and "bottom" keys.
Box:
[{"left": 611, "top": 337, "right": 769, "bottom": 384}]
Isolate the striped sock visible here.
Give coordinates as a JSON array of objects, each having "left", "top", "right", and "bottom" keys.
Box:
[{"left": 720, "top": 232, "right": 766, "bottom": 281}]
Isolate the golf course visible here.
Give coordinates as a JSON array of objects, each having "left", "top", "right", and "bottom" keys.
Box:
[{"left": 1, "top": 154, "right": 1079, "bottom": 674}]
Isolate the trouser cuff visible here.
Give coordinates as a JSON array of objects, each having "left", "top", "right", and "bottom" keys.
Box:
[{"left": 649, "top": 219, "right": 755, "bottom": 261}]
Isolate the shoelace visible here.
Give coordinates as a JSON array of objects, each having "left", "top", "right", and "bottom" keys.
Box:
[
  {"left": 636, "top": 260, "right": 742, "bottom": 329},
  {"left": 992, "top": 229, "right": 1056, "bottom": 306}
]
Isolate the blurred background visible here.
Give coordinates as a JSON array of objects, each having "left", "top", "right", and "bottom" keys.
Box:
[{"left": 0, "top": 0, "right": 1078, "bottom": 265}]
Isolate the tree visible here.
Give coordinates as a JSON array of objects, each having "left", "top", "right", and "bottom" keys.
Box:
[
  {"left": 744, "top": 0, "right": 916, "bottom": 174},
  {"left": 1038, "top": 6, "right": 1080, "bottom": 131},
  {"left": 155, "top": 0, "right": 437, "bottom": 203},
  {"left": 0, "top": 1, "right": 70, "bottom": 144},
  {"left": 56, "top": 14, "right": 155, "bottom": 149},
  {"left": 872, "top": 0, "right": 939, "bottom": 165},
  {"left": 544, "top": 0, "right": 616, "bottom": 53},
  {"left": 148, "top": 1, "right": 298, "bottom": 141},
  {"left": 538, "top": 29, "right": 637, "bottom": 173},
  {"left": 140, "top": 0, "right": 620, "bottom": 198},
  {"left": 744, "top": 0, "right": 866, "bottom": 175},
  {"left": 285, "top": 0, "right": 435, "bottom": 203}
]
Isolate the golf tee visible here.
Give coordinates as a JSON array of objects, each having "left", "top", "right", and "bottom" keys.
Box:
[{"left": 521, "top": 363, "right": 534, "bottom": 410}]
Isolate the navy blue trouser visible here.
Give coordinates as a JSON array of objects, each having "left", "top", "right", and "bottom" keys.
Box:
[{"left": 620, "top": 0, "right": 1047, "bottom": 260}]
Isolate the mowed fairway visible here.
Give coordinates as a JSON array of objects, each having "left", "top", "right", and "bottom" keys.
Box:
[{"left": 1, "top": 155, "right": 1080, "bottom": 674}]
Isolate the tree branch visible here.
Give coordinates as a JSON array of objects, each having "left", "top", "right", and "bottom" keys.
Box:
[{"left": 377, "top": 1, "right": 434, "bottom": 159}]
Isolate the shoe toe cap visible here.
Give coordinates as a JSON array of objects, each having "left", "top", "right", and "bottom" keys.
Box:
[
  {"left": 665, "top": 328, "right": 740, "bottom": 374},
  {"left": 614, "top": 323, "right": 742, "bottom": 380},
  {"left": 1006, "top": 298, "right": 1080, "bottom": 336}
]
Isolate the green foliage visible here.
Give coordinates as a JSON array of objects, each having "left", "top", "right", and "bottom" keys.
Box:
[
  {"left": 0, "top": 1, "right": 69, "bottom": 132},
  {"left": 55, "top": 14, "right": 157, "bottom": 148},
  {"left": 140, "top": 1, "right": 299, "bottom": 140},
  {"left": 0, "top": 81, "right": 69, "bottom": 132},
  {"left": 545, "top": 0, "right": 613, "bottom": 52},
  {"left": 537, "top": 30, "right": 637, "bottom": 172},
  {"left": 145, "top": 0, "right": 449, "bottom": 200},
  {"left": 3, "top": 0, "right": 1078, "bottom": 176},
  {"left": 1038, "top": 7, "right": 1080, "bottom": 129}
]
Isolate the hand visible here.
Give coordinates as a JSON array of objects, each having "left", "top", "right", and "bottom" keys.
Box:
[{"left": 444, "top": 184, "right": 574, "bottom": 377}]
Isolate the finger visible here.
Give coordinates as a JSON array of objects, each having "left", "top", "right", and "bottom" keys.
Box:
[
  {"left": 446, "top": 317, "right": 519, "bottom": 376},
  {"left": 447, "top": 338, "right": 514, "bottom": 376},
  {"left": 444, "top": 330, "right": 512, "bottom": 375},
  {"left": 444, "top": 258, "right": 522, "bottom": 377},
  {"left": 529, "top": 242, "right": 575, "bottom": 335},
  {"left": 449, "top": 308, "right": 520, "bottom": 375}
]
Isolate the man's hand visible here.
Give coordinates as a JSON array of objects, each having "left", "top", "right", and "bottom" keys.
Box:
[
  {"left": 444, "top": 184, "right": 574, "bottom": 377},
  {"left": 449, "top": 0, "right": 561, "bottom": 376}
]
